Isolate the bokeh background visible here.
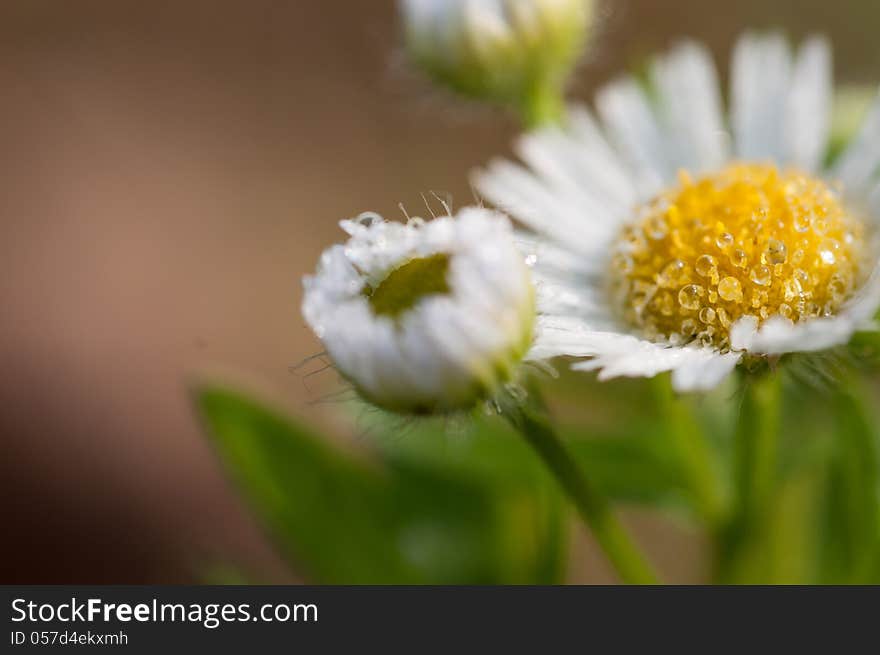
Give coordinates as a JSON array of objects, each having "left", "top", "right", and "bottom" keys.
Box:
[{"left": 3, "top": 0, "right": 879, "bottom": 583}]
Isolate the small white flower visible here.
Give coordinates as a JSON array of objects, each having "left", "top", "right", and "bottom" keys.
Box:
[
  {"left": 475, "top": 33, "right": 880, "bottom": 392},
  {"left": 400, "top": 0, "right": 593, "bottom": 112},
  {"left": 302, "top": 208, "right": 535, "bottom": 414}
]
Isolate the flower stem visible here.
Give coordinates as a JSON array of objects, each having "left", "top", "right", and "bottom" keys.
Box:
[
  {"left": 517, "top": 81, "right": 566, "bottom": 129},
  {"left": 503, "top": 399, "right": 660, "bottom": 584},
  {"left": 714, "top": 371, "right": 782, "bottom": 583},
  {"left": 651, "top": 376, "right": 724, "bottom": 527},
  {"left": 734, "top": 373, "right": 782, "bottom": 522}
]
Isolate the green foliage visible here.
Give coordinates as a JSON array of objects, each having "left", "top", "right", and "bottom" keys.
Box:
[
  {"left": 195, "top": 356, "right": 880, "bottom": 584},
  {"left": 817, "top": 387, "right": 880, "bottom": 583},
  {"left": 567, "top": 431, "right": 690, "bottom": 508},
  {"left": 195, "top": 386, "right": 566, "bottom": 584},
  {"left": 713, "top": 370, "right": 880, "bottom": 584}
]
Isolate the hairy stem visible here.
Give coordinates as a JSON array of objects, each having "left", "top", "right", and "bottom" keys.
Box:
[
  {"left": 714, "top": 371, "right": 782, "bottom": 583},
  {"left": 503, "top": 399, "right": 660, "bottom": 584},
  {"left": 652, "top": 376, "right": 724, "bottom": 527}
]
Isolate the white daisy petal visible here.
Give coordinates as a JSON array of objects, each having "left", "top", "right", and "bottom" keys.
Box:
[
  {"left": 833, "top": 87, "right": 880, "bottom": 192},
  {"left": 843, "top": 264, "right": 880, "bottom": 325},
  {"left": 596, "top": 76, "right": 671, "bottom": 195},
  {"left": 734, "top": 315, "right": 854, "bottom": 355},
  {"left": 732, "top": 33, "right": 793, "bottom": 161},
  {"left": 474, "top": 159, "right": 593, "bottom": 245},
  {"left": 567, "top": 106, "right": 640, "bottom": 209},
  {"left": 516, "top": 128, "right": 623, "bottom": 240},
  {"left": 671, "top": 351, "right": 742, "bottom": 392},
  {"left": 652, "top": 40, "right": 728, "bottom": 173},
  {"left": 870, "top": 183, "right": 880, "bottom": 217},
  {"left": 569, "top": 337, "right": 739, "bottom": 392},
  {"left": 785, "top": 36, "right": 832, "bottom": 172}
]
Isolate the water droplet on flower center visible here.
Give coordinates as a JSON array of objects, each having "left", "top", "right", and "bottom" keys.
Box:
[{"left": 609, "top": 163, "right": 866, "bottom": 349}]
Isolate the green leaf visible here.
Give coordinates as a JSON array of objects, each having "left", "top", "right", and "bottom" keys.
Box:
[
  {"left": 195, "top": 386, "right": 566, "bottom": 584},
  {"left": 196, "top": 386, "right": 406, "bottom": 583}
]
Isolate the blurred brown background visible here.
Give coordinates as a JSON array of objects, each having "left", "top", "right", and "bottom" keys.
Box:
[{"left": 2, "top": 0, "right": 878, "bottom": 584}]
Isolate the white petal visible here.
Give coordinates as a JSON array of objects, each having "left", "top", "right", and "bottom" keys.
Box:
[
  {"left": 844, "top": 264, "right": 880, "bottom": 325},
  {"left": 567, "top": 106, "right": 640, "bottom": 208},
  {"left": 570, "top": 337, "right": 739, "bottom": 391},
  {"left": 652, "top": 40, "right": 728, "bottom": 173},
  {"left": 529, "top": 315, "right": 740, "bottom": 391},
  {"left": 833, "top": 87, "right": 880, "bottom": 192},
  {"left": 735, "top": 315, "right": 855, "bottom": 355},
  {"left": 526, "top": 315, "right": 624, "bottom": 360},
  {"left": 731, "top": 33, "right": 793, "bottom": 161},
  {"left": 515, "top": 232, "right": 603, "bottom": 279},
  {"left": 671, "top": 351, "right": 742, "bottom": 392},
  {"left": 474, "top": 159, "right": 598, "bottom": 245},
  {"left": 729, "top": 314, "right": 760, "bottom": 351},
  {"left": 596, "top": 76, "right": 671, "bottom": 196},
  {"left": 785, "top": 36, "right": 832, "bottom": 172},
  {"left": 516, "top": 128, "right": 624, "bottom": 241}
]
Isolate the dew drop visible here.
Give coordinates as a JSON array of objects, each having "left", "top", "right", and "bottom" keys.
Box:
[
  {"left": 715, "top": 232, "right": 734, "bottom": 249},
  {"left": 793, "top": 213, "right": 811, "bottom": 233},
  {"left": 645, "top": 216, "right": 669, "bottom": 240},
  {"left": 657, "top": 259, "right": 686, "bottom": 287},
  {"left": 827, "top": 274, "right": 848, "bottom": 301},
  {"left": 749, "top": 265, "right": 771, "bottom": 286},
  {"left": 678, "top": 284, "right": 705, "bottom": 310},
  {"left": 783, "top": 279, "right": 801, "bottom": 302},
  {"left": 718, "top": 277, "right": 743, "bottom": 303},
  {"left": 819, "top": 239, "right": 839, "bottom": 265},
  {"left": 730, "top": 249, "right": 749, "bottom": 269},
  {"left": 766, "top": 239, "right": 787, "bottom": 265},
  {"left": 699, "top": 307, "right": 716, "bottom": 324},
  {"left": 357, "top": 212, "right": 382, "bottom": 227},
  {"left": 695, "top": 254, "right": 717, "bottom": 277},
  {"left": 698, "top": 327, "right": 716, "bottom": 347}
]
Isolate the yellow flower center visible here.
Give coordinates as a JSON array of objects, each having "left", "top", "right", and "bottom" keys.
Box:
[
  {"left": 610, "top": 163, "right": 867, "bottom": 349},
  {"left": 365, "top": 253, "right": 451, "bottom": 319}
]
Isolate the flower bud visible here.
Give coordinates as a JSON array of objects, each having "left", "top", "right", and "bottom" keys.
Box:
[
  {"left": 400, "top": 0, "right": 593, "bottom": 123},
  {"left": 302, "top": 208, "right": 535, "bottom": 415}
]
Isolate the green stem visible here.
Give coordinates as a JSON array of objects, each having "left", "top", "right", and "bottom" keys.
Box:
[
  {"left": 517, "top": 81, "right": 566, "bottom": 129},
  {"left": 823, "top": 377, "right": 880, "bottom": 583},
  {"left": 652, "top": 376, "right": 724, "bottom": 527},
  {"left": 503, "top": 400, "right": 660, "bottom": 585},
  {"left": 714, "top": 371, "right": 782, "bottom": 583},
  {"left": 735, "top": 372, "right": 782, "bottom": 529}
]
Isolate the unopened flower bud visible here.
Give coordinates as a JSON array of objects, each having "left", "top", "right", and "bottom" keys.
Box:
[
  {"left": 302, "top": 207, "right": 535, "bottom": 414},
  {"left": 401, "top": 0, "right": 593, "bottom": 124}
]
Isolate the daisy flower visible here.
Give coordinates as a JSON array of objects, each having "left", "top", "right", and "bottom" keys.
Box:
[
  {"left": 302, "top": 208, "right": 535, "bottom": 415},
  {"left": 475, "top": 33, "right": 880, "bottom": 391}
]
